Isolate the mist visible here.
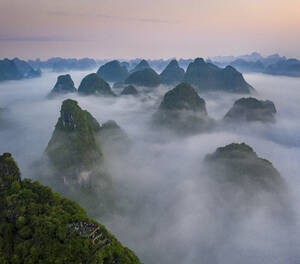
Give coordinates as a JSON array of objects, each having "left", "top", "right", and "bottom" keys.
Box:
[{"left": 1, "top": 70, "right": 300, "bottom": 263}]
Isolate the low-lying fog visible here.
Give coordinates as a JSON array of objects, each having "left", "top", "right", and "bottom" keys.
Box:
[{"left": 1, "top": 70, "right": 300, "bottom": 263}]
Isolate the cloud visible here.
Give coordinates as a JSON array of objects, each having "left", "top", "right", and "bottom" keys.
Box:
[
  {"left": 0, "top": 70, "right": 299, "bottom": 264},
  {"left": 0, "top": 34, "right": 93, "bottom": 42},
  {"left": 46, "top": 10, "right": 180, "bottom": 24}
]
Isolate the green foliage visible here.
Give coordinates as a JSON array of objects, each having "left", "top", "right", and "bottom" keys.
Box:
[
  {"left": 0, "top": 153, "right": 21, "bottom": 190},
  {"left": 0, "top": 153, "right": 141, "bottom": 264}
]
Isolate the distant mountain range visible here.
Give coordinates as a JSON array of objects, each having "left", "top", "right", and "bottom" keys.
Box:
[
  {"left": 28, "top": 57, "right": 98, "bottom": 72},
  {"left": 0, "top": 58, "right": 41, "bottom": 81},
  {"left": 209, "top": 52, "right": 300, "bottom": 77},
  {"left": 1, "top": 52, "right": 300, "bottom": 81}
]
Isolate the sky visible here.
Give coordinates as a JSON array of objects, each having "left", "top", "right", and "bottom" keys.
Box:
[{"left": 0, "top": 0, "right": 300, "bottom": 60}]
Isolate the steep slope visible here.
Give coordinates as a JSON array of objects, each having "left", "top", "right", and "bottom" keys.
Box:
[
  {"left": 45, "top": 99, "right": 102, "bottom": 182},
  {"left": 224, "top": 97, "right": 277, "bottom": 123},
  {"left": 0, "top": 152, "right": 141, "bottom": 264},
  {"left": 160, "top": 59, "right": 185, "bottom": 85},
  {"left": 183, "top": 58, "right": 253, "bottom": 93},
  {"left": 125, "top": 68, "right": 161, "bottom": 87},
  {"left": 78, "top": 73, "right": 116, "bottom": 96},
  {"left": 97, "top": 60, "right": 129, "bottom": 82}
]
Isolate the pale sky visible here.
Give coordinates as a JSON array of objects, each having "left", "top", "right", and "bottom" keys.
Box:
[{"left": 0, "top": 0, "right": 300, "bottom": 60}]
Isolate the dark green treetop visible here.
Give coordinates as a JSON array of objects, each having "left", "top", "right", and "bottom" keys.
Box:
[{"left": 0, "top": 152, "right": 141, "bottom": 264}]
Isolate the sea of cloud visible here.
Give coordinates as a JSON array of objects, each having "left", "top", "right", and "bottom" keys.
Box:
[{"left": 0, "top": 70, "right": 300, "bottom": 264}]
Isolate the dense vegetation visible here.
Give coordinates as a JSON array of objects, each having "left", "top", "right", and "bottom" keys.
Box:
[{"left": 0, "top": 153, "right": 141, "bottom": 264}]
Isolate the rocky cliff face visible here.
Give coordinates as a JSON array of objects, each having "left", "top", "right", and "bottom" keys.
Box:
[
  {"left": 224, "top": 97, "right": 277, "bottom": 123},
  {"left": 78, "top": 73, "right": 115, "bottom": 96},
  {"left": 0, "top": 152, "right": 141, "bottom": 264},
  {"left": 183, "top": 58, "right": 254, "bottom": 93},
  {"left": 97, "top": 60, "right": 129, "bottom": 82},
  {"left": 160, "top": 59, "right": 185, "bottom": 85}
]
